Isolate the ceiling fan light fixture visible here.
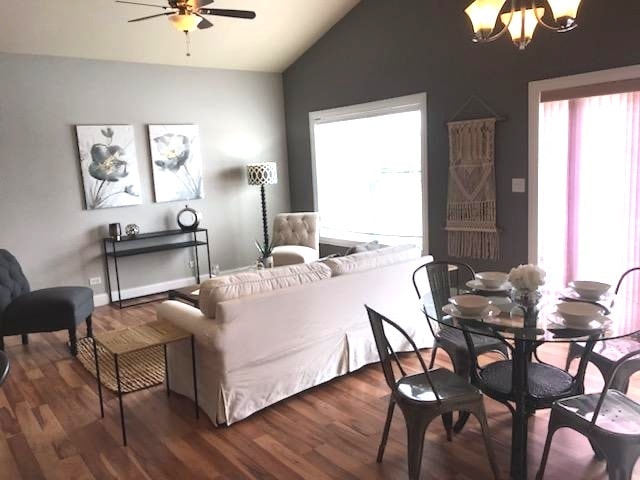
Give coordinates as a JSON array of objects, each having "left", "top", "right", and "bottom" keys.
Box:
[{"left": 169, "top": 13, "right": 201, "bottom": 32}]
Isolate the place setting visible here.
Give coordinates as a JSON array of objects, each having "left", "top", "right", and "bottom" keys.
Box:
[
  {"left": 466, "top": 271, "right": 512, "bottom": 293},
  {"left": 547, "top": 279, "right": 614, "bottom": 334}
]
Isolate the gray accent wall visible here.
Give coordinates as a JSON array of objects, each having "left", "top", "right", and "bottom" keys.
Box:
[
  {"left": 283, "top": 0, "right": 640, "bottom": 272},
  {"left": 0, "top": 53, "right": 289, "bottom": 299}
]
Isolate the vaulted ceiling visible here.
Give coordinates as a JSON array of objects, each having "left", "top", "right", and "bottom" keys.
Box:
[{"left": 0, "top": 0, "right": 360, "bottom": 72}]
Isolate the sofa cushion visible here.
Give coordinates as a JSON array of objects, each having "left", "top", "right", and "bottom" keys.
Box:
[
  {"left": 199, "top": 262, "right": 332, "bottom": 318},
  {"left": 322, "top": 244, "right": 421, "bottom": 276},
  {"left": 272, "top": 245, "right": 319, "bottom": 267}
]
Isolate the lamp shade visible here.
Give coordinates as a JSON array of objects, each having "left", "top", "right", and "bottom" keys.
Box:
[
  {"left": 247, "top": 162, "right": 278, "bottom": 186},
  {"left": 501, "top": 7, "right": 544, "bottom": 49},
  {"left": 546, "top": 0, "right": 581, "bottom": 29},
  {"left": 465, "top": 0, "right": 508, "bottom": 40},
  {"left": 169, "top": 14, "right": 201, "bottom": 32}
]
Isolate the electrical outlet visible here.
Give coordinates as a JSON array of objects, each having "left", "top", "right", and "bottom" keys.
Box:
[
  {"left": 188, "top": 260, "right": 195, "bottom": 269},
  {"left": 89, "top": 277, "right": 102, "bottom": 286}
]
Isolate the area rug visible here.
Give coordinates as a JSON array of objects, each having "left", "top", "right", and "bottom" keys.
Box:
[
  {"left": 446, "top": 117, "right": 500, "bottom": 260},
  {"left": 76, "top": 337, "right": 165, "bottom": 393}
]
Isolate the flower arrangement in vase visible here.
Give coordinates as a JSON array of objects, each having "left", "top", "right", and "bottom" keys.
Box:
[{"left": 508, "top": 264, "right": 546, "bottom": 327}]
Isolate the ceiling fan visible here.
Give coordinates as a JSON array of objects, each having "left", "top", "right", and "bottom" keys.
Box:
[{"left": 116, "top": 0, "right": 256, "bottom": 56}]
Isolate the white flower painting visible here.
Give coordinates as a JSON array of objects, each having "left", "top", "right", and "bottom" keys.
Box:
[
  {"left": 76, "top": 125, "right": 142, "bottom": 209},
  {"left": 149, "top": 125, "right": 203, "bottom": 202}
]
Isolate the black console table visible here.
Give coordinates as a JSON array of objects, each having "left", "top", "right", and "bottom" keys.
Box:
[{"left": 103, "top": 229, "right": 212, "bottom": 308}]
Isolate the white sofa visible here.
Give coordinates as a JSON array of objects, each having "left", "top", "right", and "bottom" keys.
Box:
[{"left": 156, "top": 245, "right": 434, "bottom": 425}]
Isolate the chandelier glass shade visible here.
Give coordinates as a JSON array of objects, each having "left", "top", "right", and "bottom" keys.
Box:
[{"left": 465, "top": 0, "right": 582, "bottom": 49}]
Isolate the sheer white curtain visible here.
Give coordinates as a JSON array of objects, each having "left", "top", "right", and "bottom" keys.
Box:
[{"left": 538, "top": 91, "right": 640, "bottom": 296}]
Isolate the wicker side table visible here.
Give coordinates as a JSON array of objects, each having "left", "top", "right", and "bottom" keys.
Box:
[{"left": 93, "top": 319, "right": 198, "bottom": 446}]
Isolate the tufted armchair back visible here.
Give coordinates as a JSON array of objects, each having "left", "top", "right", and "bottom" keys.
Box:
[
  {"left": 272, "top": 213, "right": 320, "bottom": 250},
  {"left": 0, "top": 250, "right": 30, "bottom": 319}
]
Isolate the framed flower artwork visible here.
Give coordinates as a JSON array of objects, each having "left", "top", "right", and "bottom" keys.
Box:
[
  {"left": 76, "top": 125, "right": 142, "bottom": 209},
  {"left": 148, "top": 124, "right": 204, "bottom": 203}
]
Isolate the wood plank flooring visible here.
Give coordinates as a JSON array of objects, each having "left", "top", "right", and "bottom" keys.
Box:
[{"left": 0, "top": 301, "right": 638, "bottom": 479}]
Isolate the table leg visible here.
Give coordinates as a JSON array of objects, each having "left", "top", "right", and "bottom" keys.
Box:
[
  {"left": 114, "top": 354, "right": 127, "bottom": 446},
  {"left": 510, "top": 339, "right": 530, "bottom": 480},
  {"left": 92, "top": 338, "right": 104, "bottom": 418},
  {"left": 164, "top": 344, "right": 170, "bottom": 397},
  {"left": 191, "top": 335, "right": 199, "bottom": 419}
]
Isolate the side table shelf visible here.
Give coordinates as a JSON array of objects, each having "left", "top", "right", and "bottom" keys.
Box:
[{"left": 103, "top": 228, "right": 212, "bottom": 308}]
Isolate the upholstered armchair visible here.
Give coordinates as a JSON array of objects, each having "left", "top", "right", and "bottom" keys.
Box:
[
  {"left": 271, "top": 213, "right": 320, "bottom": 267},
  {"left": 0, "top": 250, "right": 94, "bottom": 355}
]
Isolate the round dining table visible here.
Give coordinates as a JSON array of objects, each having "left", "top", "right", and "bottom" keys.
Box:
[{"left": 422, "top": 288, "right": 640, "bottom": 480}]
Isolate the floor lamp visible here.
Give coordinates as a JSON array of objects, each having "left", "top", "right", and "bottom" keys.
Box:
[{"left": 247, "top": 162, "right": 278, "bottom": 249}]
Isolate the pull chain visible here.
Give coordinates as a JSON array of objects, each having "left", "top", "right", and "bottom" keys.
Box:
[{"left": 184, "top": 31, "right": 191, "bottom": 57}]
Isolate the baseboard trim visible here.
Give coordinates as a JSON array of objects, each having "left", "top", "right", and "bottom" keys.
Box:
[{"left": 93, "top": 274, "right": 212, "bottom": 307}]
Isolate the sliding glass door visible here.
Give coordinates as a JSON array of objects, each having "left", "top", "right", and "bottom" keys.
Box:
[{"left": 537, "top": 90, "right": 640, "bottom": 290}]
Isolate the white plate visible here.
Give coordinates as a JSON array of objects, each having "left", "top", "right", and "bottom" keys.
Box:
[
  {"left": 466, "top": 279, "right": 512, "bottom": 292},
  {"left": 442, "top": 304, "right": 501, "bottom": 320},
  {"left": 547, "top": 312, "right": 611, "bottom": 330}
]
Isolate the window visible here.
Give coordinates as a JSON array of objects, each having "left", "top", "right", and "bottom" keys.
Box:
[
  {"left": 309, "top": 94, "right": 427, "bottom": 250},
  {"left": 537, "top": 89, "right": 640, "bottom": 290}
]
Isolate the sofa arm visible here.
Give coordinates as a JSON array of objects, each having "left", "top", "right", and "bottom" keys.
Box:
[{"left": 156, "top": 300, "right": 220, "bottom": 348}]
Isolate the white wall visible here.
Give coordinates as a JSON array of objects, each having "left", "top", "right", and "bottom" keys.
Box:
[{"left": 0, "top": 53, "right": 290, "bottom": 300}]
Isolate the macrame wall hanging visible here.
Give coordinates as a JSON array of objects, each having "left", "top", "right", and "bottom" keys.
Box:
[{"left": 446, "top": 116, "right": 500, "bottom": 260}]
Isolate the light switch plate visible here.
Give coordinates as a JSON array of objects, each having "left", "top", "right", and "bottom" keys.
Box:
[{"left": 512, "top": 178, "right": 526, "bottom": 193}]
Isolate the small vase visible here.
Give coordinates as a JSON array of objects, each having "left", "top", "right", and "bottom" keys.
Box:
[
  {"left": 510, "top": 288, "right": 541, "bottom": 328},
  {"left": 261, "top": 256, "right": 274, "bottom": 268}
]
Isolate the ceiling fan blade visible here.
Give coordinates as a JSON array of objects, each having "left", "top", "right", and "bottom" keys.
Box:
[
  {"left": 195, "top": 14, "right": 214, "bottom": 29},
  {"left": 198, "top": 8, "right": 256, "bottom": 19},
  {"left": 128, "top": 12, "right": 174, "bottom": 22},
  {"left": 116, "top": 0, "right": 169, "bottom": 8},
  {"left": 194, "top": 0, "right": 214, "bottom": 6}
]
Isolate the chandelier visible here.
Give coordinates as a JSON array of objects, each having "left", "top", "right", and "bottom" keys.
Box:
[{"left": 465, "top": 0, "right": 582, "bottom": 50}]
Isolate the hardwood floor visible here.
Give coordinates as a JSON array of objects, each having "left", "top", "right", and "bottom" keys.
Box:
[{"left": 0, "top": 301, "right": 638, "bottom": 480}]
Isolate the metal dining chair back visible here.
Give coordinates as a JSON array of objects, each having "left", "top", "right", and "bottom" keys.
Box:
[
  {"left": 537, "top": 347, "right": 640, "bottom": 480},
  {"left": 565, "top": 266, "right": 640, "bottom": 393},
  {"left": 365, "top": 305, "right": 500, "bottom": 480},
  {"left": 413, "top": 261, "right": 509, "bottom": 433}
]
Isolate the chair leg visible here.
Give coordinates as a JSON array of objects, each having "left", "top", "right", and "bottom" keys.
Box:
[
  {"left": 377, "top": 397, "right": 395, "bottom": 463},
  {"left": 588, "top": 439, "right": 605, "bottom": 460},
  {"left": 454, "top": 411, "right": 471, "bottom": 433},
  {"left": 21, "top": 334, "right": 28, "bottom": 345},
  {"left": 564, "top": 343, "right": 580, "bottom": 371},
  {"left": 450, "top": 349, "right": 471, "bottom": 433},
  {"left": 401, "top": 405, "right": 433, "bottom": 480},
  {"left": 428, "top": 345, "right": 439, "bottom": 369},
  {"left": 441, "top": 412, "right": 453, "bottom": 442},
  {"left": 536, "top": 412, "right": 563, "bottom": 480},
  {"left": 0, "top": 337, "right": 4, "bottom": 351},
  {"left": 468, "top": 403, "right": 501, "bottom": 480},
  {"left": 602, "top": 443, "right": 640, "bottom": 480},
  {"left": 86, "top": 315, "right": 93, "bottom": 338},
  {"left": 69, "top": 327, "right": 78, "bottom": 356}
]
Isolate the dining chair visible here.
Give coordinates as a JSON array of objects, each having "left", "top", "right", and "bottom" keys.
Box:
[
  {"left": 413, "top": 261, "right": 509, "bottom": 431},
  {"left": 565, "top": 267, "right": 640, "bottom": 393},
  {"left": 365, "top": 305, "right": 500, "bottom": 480},
  {"left": 537, "top": 349, "right": 640, "bottom": 480},
  {"left": 459, "top": 323, "right": 592, "bottom": 420},
  {"left": 0, "top": 350, "right": 9, "bottom": 386}
]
